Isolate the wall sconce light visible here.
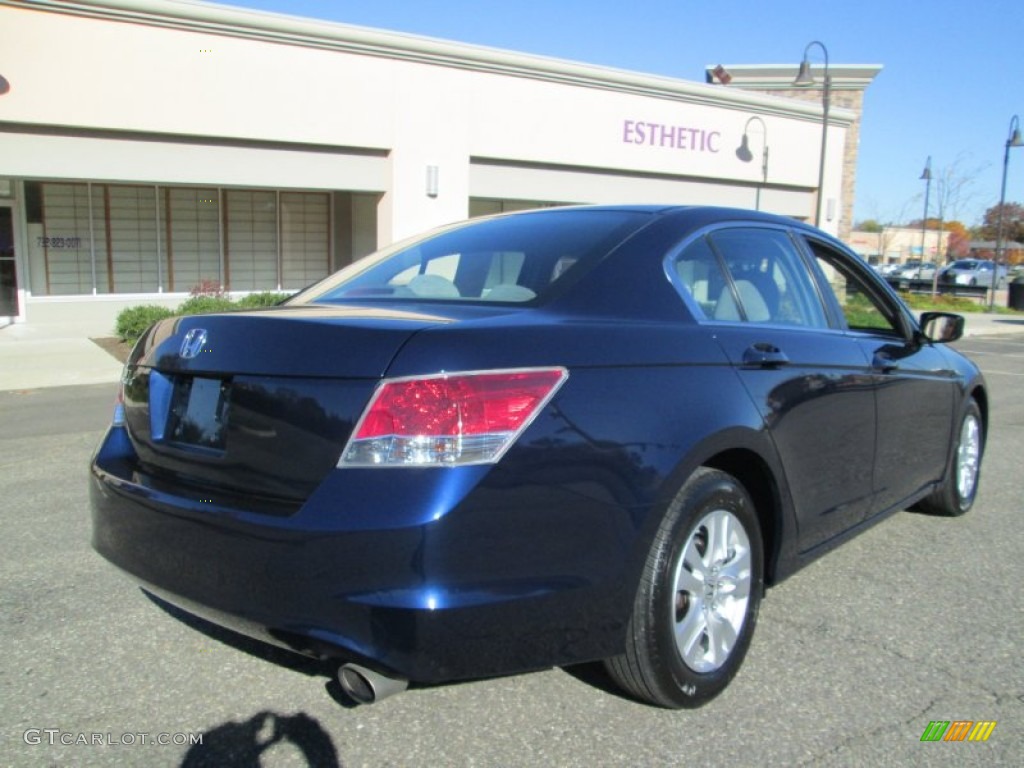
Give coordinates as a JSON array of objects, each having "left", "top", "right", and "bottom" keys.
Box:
[
  {"left": 735, "top": 115, "right": 768, "bottom": 210},
  {"left": 426, "top": 165, "right": 439, "bottom": 198}
]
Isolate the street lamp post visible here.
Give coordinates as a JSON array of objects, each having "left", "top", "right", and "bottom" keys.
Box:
[
  {"left": 990, "top": 114, "right": 1023, "bottom": 311},
  {"left": 736, "top": 116, "right": 769, "bottom": 210},
  {"left": 794, "top": 41, "right": 830, "bottom": 228},
  {"left": 931, "top": 192, "right": 945, "bottom": 297},
  {"left": 920, "top": 155, "right": 932, "bottom": 261}
]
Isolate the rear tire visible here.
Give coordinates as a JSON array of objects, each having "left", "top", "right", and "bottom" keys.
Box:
[
  {"left": 605, "top": 468, "right": 763, "bottom": 708},
  {"left": 916, "top": 399, "right": 983, "bottom": 516}
]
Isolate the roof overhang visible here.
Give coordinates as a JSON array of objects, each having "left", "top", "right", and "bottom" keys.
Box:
[
  {"left": 704, "top": 64, "right": 884, "bottom": 92},
  {"left": 5, "top": 0, "right": 853, "bottom": 122}
]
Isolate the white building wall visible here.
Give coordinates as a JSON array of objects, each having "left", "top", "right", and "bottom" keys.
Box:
[
  {"left": 469, "top": 77, "right": 825, "bottom": 188},
  {"left": 0, "top": 2, "right": 849, "bottom": 227},
  {"left": 0, "top": 0, "right": 856, "bottom": 326}
]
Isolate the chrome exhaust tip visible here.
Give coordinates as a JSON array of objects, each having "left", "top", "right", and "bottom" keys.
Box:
[{"left": 337, "top": 663, "right": 408, "bottom": 704}]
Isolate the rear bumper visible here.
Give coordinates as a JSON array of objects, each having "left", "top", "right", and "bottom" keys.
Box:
[{"left": 90, "top": 426, "right": 634, "bottom": 683}]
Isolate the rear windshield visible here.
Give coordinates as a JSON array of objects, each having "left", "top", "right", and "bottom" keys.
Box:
[{"left": 294, "top": 210, "right": 651, "bottom": 305}]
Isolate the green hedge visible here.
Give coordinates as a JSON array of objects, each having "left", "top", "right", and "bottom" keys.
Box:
[
  {"left": 114, "top": 305, "right": 176, "bottom": 343},
  {"left": 115, "top": 292, "right": 290, "bottom": 343},
  {"left": 175, "top": 295, "right": 237, "bottom": 316},
  {"left": 235, "top": 291, "right": 289, "bottom": 309}
]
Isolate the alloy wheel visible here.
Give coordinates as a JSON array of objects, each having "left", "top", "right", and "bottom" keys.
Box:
[
  {"left": 956, "top": 413, "right": 981, "bottom": 501},
  {"left": 671, "top": 508, "right": 752, "bottom": 673}
]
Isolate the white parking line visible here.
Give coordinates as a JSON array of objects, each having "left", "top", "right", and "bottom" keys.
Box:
[
  {"left": 956, "top": 348, "right": 1024, "bottom": 359},
  {"left": 961, "top": 337, "right": 1024, "bottom": 345}
]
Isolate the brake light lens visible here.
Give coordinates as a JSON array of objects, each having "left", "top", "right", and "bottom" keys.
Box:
[{"left": 340, "top": 367, "right": 568, "bottom": 467}]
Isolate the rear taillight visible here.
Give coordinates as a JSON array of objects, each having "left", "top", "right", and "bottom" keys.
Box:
[{"left": 340, "top": 367, "right": 568, "bottom": 467}]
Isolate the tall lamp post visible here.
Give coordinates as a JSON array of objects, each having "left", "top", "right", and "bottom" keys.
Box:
[
  {"left": 990, "top": 114, "right": 1023, "bottom": 311},
  {"left": 919, "top": 156, "right": 932, "bottom": 263},
  {"left": 794, "top": 41, "right": 830, "bottom": 228},
  {"left": 736, "top": 116, "right": 769, "bottom": 210},
  {"left": 932, "top": 183, "right": 946, "bottom": 297}
]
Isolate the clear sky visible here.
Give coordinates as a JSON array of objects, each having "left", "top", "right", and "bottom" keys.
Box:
[{"left": 216, "top": 0, "right": 1023, "bottom": 228}]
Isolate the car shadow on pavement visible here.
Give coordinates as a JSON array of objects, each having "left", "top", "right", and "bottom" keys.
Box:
[
  {"left": 143, "top": 592, "right": 350, "bottom": 765},
  {"left": 179, "top": 710, "right": 340, "bottom": 767},
  {"left": 560, "top": 661, "right": 636, "bottom": 702}
]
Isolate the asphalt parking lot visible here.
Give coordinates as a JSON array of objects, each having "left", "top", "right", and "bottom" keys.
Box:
[{"left": 1, "top": 335, "right": 1022, "bottom": 767}]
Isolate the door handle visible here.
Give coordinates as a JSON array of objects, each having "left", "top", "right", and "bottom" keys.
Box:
[{"left": 742, "top": 343, "right": 789, "bottom": 368}]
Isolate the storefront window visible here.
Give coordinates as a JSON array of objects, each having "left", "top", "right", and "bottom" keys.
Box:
[
  {"left": 163, "top": 187, "right": 220, "bottom": 292},
  {"left": 103, "top": 184, "right": 159, "bottom": 293},
  {"left": 225, "top": 189, "right": 278, "bottom": 291},
  {"left": 23, "top": 182, "right": 356, "bottom": 296},
  {"left": 469, "top": 198, "right": 563, "bottom": 218},
  {"left": 36, "top": 183, "right": 95, "bottom": 295},
  {"left": 281, "top": 191, "right": 329, "bottom": 289}
]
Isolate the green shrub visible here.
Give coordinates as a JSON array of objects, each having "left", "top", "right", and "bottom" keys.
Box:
[
  {"left": 114, "top": 291, "right": 293, "bottom": 344},
  {"left": 234, "top": 291, "right": 290, "bottom": 309},
  {"left": 176, "top": 295, "right": 237, "bottom": 315},
  {"left": 114, "top": 305, "right": 176, "bottom": 343}
]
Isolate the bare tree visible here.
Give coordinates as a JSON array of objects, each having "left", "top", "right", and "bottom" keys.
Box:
[{"left": 931, "top": 154, "right": 987, "bottom": 246}]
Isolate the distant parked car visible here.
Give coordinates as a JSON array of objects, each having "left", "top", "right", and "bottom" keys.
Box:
[
  {"left": 875, "top": 263, "right": 901, "bottom": 277},
  {"left": 895, "top": 261, "right": 937, "bottom": 281},
  {"left": 939, "top": 259, "right": 1008, "bottom": 288}
]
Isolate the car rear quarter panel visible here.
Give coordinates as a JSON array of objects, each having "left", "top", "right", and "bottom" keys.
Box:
[{"left": 381, "top": 319, "right": 788, "bottom": 652}]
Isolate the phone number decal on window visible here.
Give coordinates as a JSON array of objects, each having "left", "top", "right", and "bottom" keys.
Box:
[{"left": 37, "top": 236, "right": 83, "bottom": 249}]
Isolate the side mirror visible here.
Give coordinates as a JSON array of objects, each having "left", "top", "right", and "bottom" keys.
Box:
[{"left": 919, "top": 311, "right": 965, "bottom": 343}]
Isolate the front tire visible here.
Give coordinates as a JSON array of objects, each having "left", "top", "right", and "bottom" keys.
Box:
[
  {"left": 916, "top": 399, "right": 983, "bottom": 516},
  {"left": 605, "top": 468, "right": 764, "bottom": 708}
]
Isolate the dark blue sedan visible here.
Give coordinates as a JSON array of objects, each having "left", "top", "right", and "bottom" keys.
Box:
[{"left": 90, "top": 206, "right": 986, "bottom": 708}]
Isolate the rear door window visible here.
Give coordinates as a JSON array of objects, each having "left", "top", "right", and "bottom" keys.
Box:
[{"left": 671, "top": 227, "right": 828, "bottom": 328}]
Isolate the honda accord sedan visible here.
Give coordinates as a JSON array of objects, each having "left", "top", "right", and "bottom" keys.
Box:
[{"left": 91, "top": 206, "right": 986, "bottom": 708}]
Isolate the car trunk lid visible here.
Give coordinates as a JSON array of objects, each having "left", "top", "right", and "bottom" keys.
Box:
[{"left": 118, "top": 305, "right": 455, "bottom": 509}]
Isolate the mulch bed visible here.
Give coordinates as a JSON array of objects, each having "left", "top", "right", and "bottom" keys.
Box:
[{"left": 91, "top": 337, "right": 133, "bottom": 364}]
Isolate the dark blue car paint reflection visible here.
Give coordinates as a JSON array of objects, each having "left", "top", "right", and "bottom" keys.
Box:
[{"left": 90, "top": 206, "right": 986, "bottom": 702}]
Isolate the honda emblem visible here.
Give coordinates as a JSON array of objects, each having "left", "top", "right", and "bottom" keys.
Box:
[{"left": 180, "top": 328, "right": 208, "bottom": 360}]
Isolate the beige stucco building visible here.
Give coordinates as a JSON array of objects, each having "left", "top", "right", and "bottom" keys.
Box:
[{"left": 846, "top": 226, "right": 950, "bottom": 264}]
